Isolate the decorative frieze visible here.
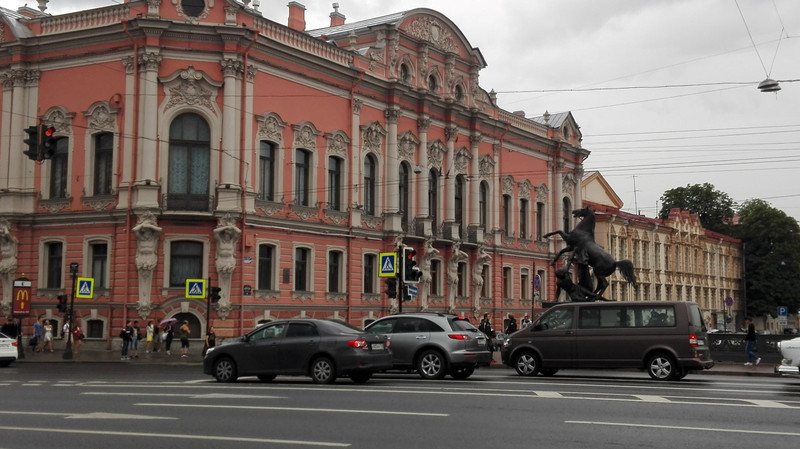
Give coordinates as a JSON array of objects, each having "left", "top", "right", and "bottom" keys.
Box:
[{"left": 406, "top": 17, "right": 458, "bottom": 54}]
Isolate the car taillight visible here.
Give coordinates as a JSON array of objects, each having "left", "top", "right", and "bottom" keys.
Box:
[
  {"left": 448, "top": 334, "right": 470, "bottom": 340},
  {"left": 347, "top": 339, "right": 368, "bottom": 349},
  {"left": 11, "top": 341, "right": 18, "bottom": 347},
  {"left": 689, "top": 334, "right": 698, "bottom": 347}
]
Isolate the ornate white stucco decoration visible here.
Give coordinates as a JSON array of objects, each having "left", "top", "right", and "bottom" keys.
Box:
[
  {"left": 479, "top": 154, "right": 495, "bottom": 178},
  {"left": 84, "top": 102, "right": 118, "bottom": 132},
  {"left": 172, "top": 0, "right": 214, "bottom": 23},
  {"left": 563, "top": 171, "right": 578, "bottom": 192},
  {"left": 427, "top": 140, "right": 446, "bottom": 170},
  {"left": 293, "top": 122, "right": 320, "bottom": 150},
  {"left": 132, "top": 211, "right": 162, "bottom": 319},
  {"left": 454, "top": 147, "right": 471, "bottom": 174},
  {"left": 519, "top": 179, "right": 532, "bottom": 200},
  {"left": 257, "top": 112, "right": 287, "bottom": 144},
  {"left": 361, "top": 122, "right": 386, "bottom": 153},
  {"left": 398, "top": 131, "right": 419, "bottom": 162},
  {"left": 406, "top": 17, "right": 458, "bottom": 54},
  {"left": 535, "top": 183, "right": 549, "bottom": 202},
  {"left": 214, "top": 213, "right": 241, "bottom": 320},
  {"left": 502, "top": 175, "right": 515, "bottom": 195},
  {"left": 160, "top": 66, "right": 222, "bottom": 115},
  {"left": 42, "top": 107, "right": 75, "bottom": 135},
  {"left": 326, "top": 131, "right": 350, "bottom": 158}
]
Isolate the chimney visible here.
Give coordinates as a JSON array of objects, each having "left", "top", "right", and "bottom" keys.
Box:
[
  {"left": 330, "top": 3, "right": 345, "bottom": 27},
  {"left": 288, "top": 1, "right": 306, "bottom": 32}
]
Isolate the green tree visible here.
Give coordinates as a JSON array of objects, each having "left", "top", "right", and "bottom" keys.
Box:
[
  {"left": 658, "top": 183, "right": 736, "bottom": 234},
  {"left": 734, "top": 199, "right": 800, "bottom": 318}
]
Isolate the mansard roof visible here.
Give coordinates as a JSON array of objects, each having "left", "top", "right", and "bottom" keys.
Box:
[{"left": 0, "top": 6, "right": 35, "bottom": 40}]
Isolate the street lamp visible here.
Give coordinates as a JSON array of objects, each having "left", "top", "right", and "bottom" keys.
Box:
[{"left": 62, "top": 262, "right": 78, "bottom": 360}]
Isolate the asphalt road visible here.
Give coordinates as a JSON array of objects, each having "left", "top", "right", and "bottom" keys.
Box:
[{"left": 1, "top": 363, "right": 799, "bottom": 449}]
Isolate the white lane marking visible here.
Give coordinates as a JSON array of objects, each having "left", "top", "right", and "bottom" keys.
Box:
[
  {"left": 534, "top": 391, "right": 564, "bottom": 398},
  {"left": 634, "top": 395, "right": 671, "bottom": 403},
  {"left": 744, "top": 399, "right": 793, "bottom": 408},
  {"left": 82, "top": 392, "right": 286, "bottom": 400},
  {"left": 566, "top": 420, "right": 800, "bottom": 437},
  {"left": 0, "top": 426, "right": 349, "bottom": 447},
  {"left": 138, "top": 402, "right": 449, "bottom": 417},
  {"left": 0, "top": 410, "right": 176, "bottom": 420}
]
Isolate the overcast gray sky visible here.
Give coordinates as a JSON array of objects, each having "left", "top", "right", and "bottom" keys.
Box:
[{"left": 11, "top": 0, "right": 800, "bottom": 222}]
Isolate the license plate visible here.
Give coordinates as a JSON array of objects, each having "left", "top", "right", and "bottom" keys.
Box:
[{"left": 370, "top": 343, "right": 384, "bottom": 351}]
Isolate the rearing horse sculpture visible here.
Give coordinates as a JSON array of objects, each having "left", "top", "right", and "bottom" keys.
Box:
[{"left": 544, "top": 206, "right": 636, "bottom": 298}]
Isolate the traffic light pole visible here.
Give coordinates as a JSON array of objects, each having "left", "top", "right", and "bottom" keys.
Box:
[
  {"left": 62, "top": 263, "right": 78, "bottom": 360},
  {"left": 398, "top": 275, "right": 405, "bottom": 314}
]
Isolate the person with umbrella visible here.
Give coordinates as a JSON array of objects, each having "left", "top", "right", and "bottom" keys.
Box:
[{"left": 160, "top": 318, "right": 176, "bottom": 355}]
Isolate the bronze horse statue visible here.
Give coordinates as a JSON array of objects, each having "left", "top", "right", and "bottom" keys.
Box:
[{"left": 544, "top": 206, "right": 636, "bottom": 298}]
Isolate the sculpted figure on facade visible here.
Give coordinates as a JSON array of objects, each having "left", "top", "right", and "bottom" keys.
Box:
[
  {"left": 132, "top": 211, "right": 162, "bottom": 318},
  {"left": 0, "top": 219, "right": 19, "bottom": 313},
  {"left": 419, "top": 238, "right": 439, "bottom": 311},
  {"left": 447, "top": 241, "right": 468, "bottom": 314},
  {"left": 472, "top": 245, "right": 491, "bottom": 313},
  {"left": 214, "top": 214, "right": 242, "bottom": 320}
]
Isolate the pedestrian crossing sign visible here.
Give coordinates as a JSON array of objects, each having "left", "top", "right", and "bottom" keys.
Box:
[
  {"left": 379, "top": 252, "right": 397, "bottom": 277},
  {"left": 185, "top": 279, "right": 207, "bottom": 299},
  {"left": 75, "top": 277, "right": 95, "bottom": 299}
]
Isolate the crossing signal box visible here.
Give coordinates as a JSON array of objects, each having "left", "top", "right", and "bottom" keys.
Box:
[
  {"left": 209, "top": 287, "right": 221, "bottom": 303},
  {"left": 402, "top": 246, "right": 422, "bottom": 284},
  {"left": 384, "top": 277, "right": 397, "bottom": 299},
  {"left": 56, "top": 294, "right": 68, "bottom": 313},
  {"left": 23, "top": 126, "right": 39, "bottom": 160}
]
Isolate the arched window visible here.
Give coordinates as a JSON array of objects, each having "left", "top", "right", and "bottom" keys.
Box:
[
  {"left": 428, "top": 75, "right": 438, "bottom": 93},
  {"left": 363, "top": 154, "right": 377, "bottom": 215},
  {"left": 328, "top": 156, "right": 343, "bottom": 210},
  {"left": 502, "top": 194, "right": 512, "bottom": 236},
  {"left": 50, "top": 138, "right": 69, "bottom": 199},
  {"left": 479, "top": 181, "right": 489, "bottom": 231},
  {"left": 428, "top": 169, "right": 439, "bottom": 228},
  {"left": 520, "top": 198, "right": 529, "bottom": 239},
  {"left": 94, "top": 132, "right": 113, "bottom": 196},
  {"left": 168, "top": 113, "right": 210, "bottom": 211}
]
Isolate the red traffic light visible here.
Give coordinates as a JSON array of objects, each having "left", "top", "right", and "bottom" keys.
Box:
[{"left": 43, "top": 126, "right": 56, "bottom": 137}]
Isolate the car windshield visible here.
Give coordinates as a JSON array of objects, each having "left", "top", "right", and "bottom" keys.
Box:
[
  {"left": 0, "top": 332, "right": 9, "bottom": 339},
  {"left": 449, "top": 317, "right": 478, "bottom": 332}
]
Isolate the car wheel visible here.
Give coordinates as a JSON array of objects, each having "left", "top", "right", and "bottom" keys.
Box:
[
  {"left": 540, "top": 367, "right": 558, "bottom": 377},
  {"left": 349, "top": 372, "right": 372, "bottom": 384},
  {"left": 646, "top": 353, "right": 677, "bottom": 380},
  {"left": 213, "top": 357, "right": 237, "bottom": 383},
  {"left": 311, "top": 357, "right": 336, "bottom": 384},
  {"left": 417, "top": 350, "right": 447, "bottom": 380},
  {"left": 0, "top": 361, "right": 11, "bottom": 368},
  {"left": 672, "top": 368, "right": 688, "bottom": 380},
  {"left": 257, "top": 374, "right": 276, "bottom": 382},
  {"left": 513, "top": 351, "right": 540, "bottom": 376},
  {"left": 449, "top": 366, "right": 475, "bottom": 380}
]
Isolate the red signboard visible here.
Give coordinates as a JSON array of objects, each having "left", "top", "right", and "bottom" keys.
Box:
[{"left": 12, "top": 278, "right": 32, "bottom": 316}]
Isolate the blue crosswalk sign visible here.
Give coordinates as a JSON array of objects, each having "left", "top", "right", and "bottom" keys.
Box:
[
  {"left": 185, "top": 279, "right": 206, "bottom": 299},
  {"left": 379, "top": 252, "right": 397, "bottom": 277},
  {"left": 75, "top": 277, "right": 94, "bottom": 299}
]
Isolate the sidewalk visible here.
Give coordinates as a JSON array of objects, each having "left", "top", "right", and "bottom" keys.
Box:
[{"left": 16, "top": 343, "right": 205, "bottom": 364}]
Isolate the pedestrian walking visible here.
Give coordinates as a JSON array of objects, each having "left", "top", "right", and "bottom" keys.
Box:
[
  {"left": 203, "top": 326, "right": 216, "bottom": 356},
  {"left": 744, "top": 317, "right": 761, "bottom": 366},
  {"left": 145, "top": 321, "right": 155, "bottom": 353},
  {"left": 521, "top": 314, "right": 532, "bottom": 329},
  {"left": 505, "top": 313, "right": 518, "bottom": 335},
  {"left": 72, "top": 324, "right": 83, "bottom": 355},
  {"left": 479, "top": 313, "right": 495, "bottom": 352},
  {"left": 43, "top": 320, "right": 54, "bottom": 352},
  {"left": 130, "top": 320, "right": 141, "bottom": 359},
  {"left": 32, "top": 319, "right": 43, "bottom": 352},
  {"left": 179, "top": 320, "right": 191, "bottom": 358},
  {"left": 164, "top": 323, "right": 174, "bottom": 355},
  {"left": 120, "top": 321, "right": 133, "bottom": 360}
]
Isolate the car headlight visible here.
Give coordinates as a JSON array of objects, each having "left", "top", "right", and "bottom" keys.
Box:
[{"left": 204, "top": 347, "right": 215, "bottom": 356}]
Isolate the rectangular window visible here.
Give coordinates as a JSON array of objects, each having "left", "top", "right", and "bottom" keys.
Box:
[
  {"left": 521, "top": 269, "right": 530, "bottom": 301},
  {"left": 536, "top": 202, "right": 545, "bottom": 240},
  {"left": 457, "top": 262, "right": 467, "bottom": 296},
  {"left": 502, "top": 266, "right": 511, "bottom": 299},
  {"left": 169, "top": 241, "right": 203, "bottom": 287},
  {"left": 46, "top": 242, "right": 63, "bottom": 289},
  {"left": 328, "top": 156, "right": 342, "bottom": 210},
  {"left": 50, "top": 139, "right": 69, "bottom": 199},
  {"left": 294, "top": 248, "right": 309, "bottom": 291},
  {"left": 90, "top": 242, "right": 108, "bottom": 288},
  {"left": 328, "top": 250, "right": 341, "bottom": 293},
  {"left": 94, "top": 133, "right": 113, "bottom": 195},
  {"left": 258, "top": 244, "right": 273, "bottom": 290},
  {"left": 295, "top": 149, "right": 310, "bottom": 206},
  {"left": 519, "top": 199, "right": 528, "bottom": 239},
  {"left": 481, "top": 265, "right": 489, "bottom": 297},
  {"left": 259, "top": 141, "right": 275, "bottom": 201},
  {"left": 502, "top": 195, "right": 511, "bottom": 235},
  {"left": 431, "top": 260, "right": 440, "bottom": 295},
  {"left": 363, "top": 254, "right": 376, "bottom": 293}
]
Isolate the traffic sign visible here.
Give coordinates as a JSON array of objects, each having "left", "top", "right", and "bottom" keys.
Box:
[
  {"left": 75, "top": 277, "right": 94, "bottom": 299},
  {"left": 778, "top": 306, "right": 788, "bottom": 317},
  {"left": 407, "top": 285, "right": 418, "bottom": 297},
  {"left": 186, "top": 279, "right": 206, "bottom": 299},
  {"left": 725, "top": 297, "right": 733, "bottom": 308},
  {"left": 379, "top": 252, "right": 397, "bottom": 277},
  {"left": 534, "top": 274, "right": 541, "bottom": 291}
]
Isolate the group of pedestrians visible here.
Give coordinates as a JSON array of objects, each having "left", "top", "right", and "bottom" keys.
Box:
[{"left": 118, "top": 319, "right": 216, "bottom": 360}]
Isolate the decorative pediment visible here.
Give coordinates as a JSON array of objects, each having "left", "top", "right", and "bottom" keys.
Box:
[
  {"left": 325, "top": 130, "right": 350, "bottom": 158},
  {"left": 42, "top": 107, "right": 75, "bottom": 135},
  {"left": 292, "top": 122, "right": 321, "bottom": 150},
  {"left": 454, "top": 147, "right": 471, "bottom": 174},
  {"left": 398, "top": 131, "right": 420, "bottom": 161},
  {"left": 502, "top": 175, "right": 515, "bottom": 195},
  {"left": 360, "top": 121, "right": 386, "bottom": 153},
  {"left": 518, "top": 179, "right": 532, "bottom": 200},
  {"left": 427, "top": 139, "right": 446, "bottom": 170},
  {"left": 478, "top": 154, "right": 495, "bottom": 178},
  {"left": 159, "top": 66, "right": 222, "bottom": 116},
  {"left": 535, "top": 183, "right": 549, "bottom": 202},
  {"left": 84, "top": 102, "right": 119, "bottom": 132},
  {"left": 404, "top": 16, "right": 459, "bottom": 54},
  {"left": 257, "top": 112, "right": 287, "bottom": 144}
]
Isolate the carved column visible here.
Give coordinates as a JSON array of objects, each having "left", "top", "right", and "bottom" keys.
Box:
[
  {"left": 135, "top": 52, "right": 162, "bottom": 209},
  {"left": 384, "top": 108, "right": 401, "bottom": 231},
  {"left": 417, "top": 116, "right": 431, "bottom": 236},
  {"left": 132, "top": 211, "right": 162, "bottom": 319},
  {"left": 350, "top": 100, "right": 363, "bottom": 225},
  {"left": 444, "top": 126, "right": 458, "bottom": 239},
  {"left": 468, "top": 133, "right": 482, "bottom": 243},
  {"left": 214, "top": 214, "right": 241, "bottom": 320}
]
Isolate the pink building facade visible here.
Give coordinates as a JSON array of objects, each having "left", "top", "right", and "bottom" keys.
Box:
[{"left": 0, "top": 1, "right": 587, "bottom": 342}]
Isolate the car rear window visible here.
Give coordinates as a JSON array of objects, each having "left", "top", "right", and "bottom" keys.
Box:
[
  {"left": 449, "top": 317, "right": 478, "bottom": 332},
  {"left": 322, "top": 320, "right": 362, "bottom": 334}
]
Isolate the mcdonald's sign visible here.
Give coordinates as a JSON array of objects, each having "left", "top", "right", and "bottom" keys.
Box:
[{"left": 12, "top": 277, "right": 32, "bottom": 316}]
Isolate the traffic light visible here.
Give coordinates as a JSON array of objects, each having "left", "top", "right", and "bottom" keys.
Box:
[
  {"left": 41, "top": 126, "right": 57, "bottom": 159},
  {"left": 56, "top": 294, "right": 68, "bottom": 313},
  {"left": 384, "top": 277, "right": 397, "bottom": 299},
  {"left": 209, "top": 287, "right": 221, "bottom": 303},
  {"left": 23, "top": 126, "right": 39, "bottom": 160},
  {"left": 402, "top": 246, "right": 422, "bottom": 284}
]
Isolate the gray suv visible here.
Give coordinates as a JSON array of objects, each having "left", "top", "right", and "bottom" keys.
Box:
[{"left": 365, "top": 313, "right": 492, "bottom": 380}]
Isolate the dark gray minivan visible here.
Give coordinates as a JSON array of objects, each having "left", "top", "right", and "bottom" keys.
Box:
[{"left": 501, "top": 301, "right": 714, "bottom": 380}]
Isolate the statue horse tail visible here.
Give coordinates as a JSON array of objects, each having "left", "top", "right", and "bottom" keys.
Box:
[{"left": 616, "top": 259, "right": 637, "bottom": 286}]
